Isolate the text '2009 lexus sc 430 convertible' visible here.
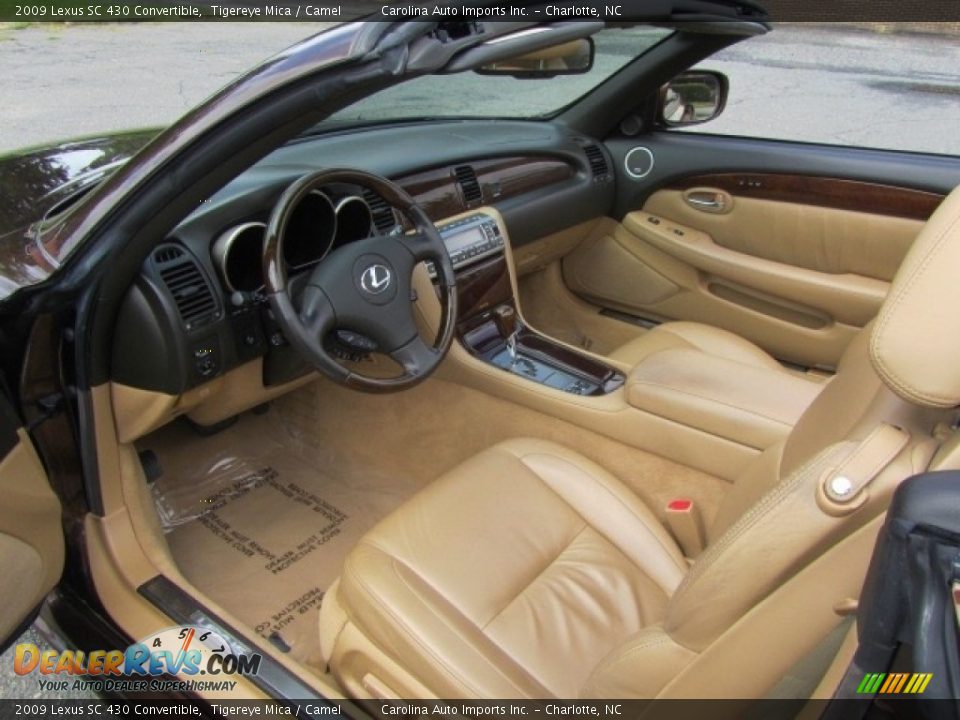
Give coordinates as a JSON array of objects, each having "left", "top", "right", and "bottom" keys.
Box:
[{"left": 1, "top": 5, "right": 960, "bottom": 716}]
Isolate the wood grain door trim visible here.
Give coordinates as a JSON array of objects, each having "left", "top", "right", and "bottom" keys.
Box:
[{"left": 666, "top": 173, "right": 944, "bottom": 221}]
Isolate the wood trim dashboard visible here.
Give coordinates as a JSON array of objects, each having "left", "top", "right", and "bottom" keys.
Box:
[
  {"left": 398, "top": 156, "right": 574, "bottom": 222},
  {"left": 666, "top": 173, "right": 945, "bottom": 221}
]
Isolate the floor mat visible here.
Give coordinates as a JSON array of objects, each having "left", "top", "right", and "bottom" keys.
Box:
[{"left": 140, "top": 413, "right": 420, "bottom": 666}]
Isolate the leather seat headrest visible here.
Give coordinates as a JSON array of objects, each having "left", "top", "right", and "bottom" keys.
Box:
[{"left": 870, "top": 186, "right": 960, "bottom": 408}]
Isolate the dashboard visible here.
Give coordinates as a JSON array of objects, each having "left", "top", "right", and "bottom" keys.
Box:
[{"left": 111, "top": 120, "right": 615, "bottom": 396}]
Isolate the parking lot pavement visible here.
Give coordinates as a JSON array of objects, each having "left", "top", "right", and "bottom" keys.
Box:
[
  {"left": 1, "top": 626, "right": 99, "bottom": 699},
  {"left": 693, "top": 24, "right": 960, "bottom": 156},
  {"left": 1, "top": 22, "right": 959, "bottom": 156},
  {"left": 0, "top": 22, "right": 327, "bottom": 153},
  {"left": 0, "top": 19, "right": 958, "bottom": 701}
]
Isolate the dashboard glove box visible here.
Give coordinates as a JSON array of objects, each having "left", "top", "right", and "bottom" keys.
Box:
[{"left": 625, "top": 347, "right": 824, "bottom": 450}]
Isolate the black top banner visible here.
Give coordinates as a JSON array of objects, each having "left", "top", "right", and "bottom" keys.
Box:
[{"left": 1, "top": 0, "right": 959, "bottom": 22}]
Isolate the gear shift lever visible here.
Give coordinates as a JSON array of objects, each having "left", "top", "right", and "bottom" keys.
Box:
[
  {"left": 506, "top": 332, "right": 518, "bottom": 363},
  {"left": 493, "top": 305, "right": 520, "bottom": 363}
]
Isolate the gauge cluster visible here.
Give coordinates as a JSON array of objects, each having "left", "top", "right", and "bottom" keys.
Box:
[{"left": 211, "top": 186, "right": 377, "bottom": 294}]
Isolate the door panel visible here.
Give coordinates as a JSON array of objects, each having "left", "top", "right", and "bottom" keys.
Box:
[
  {"left": 645, "top": 186, "right": 928, "bottom": 282},
  {"left": 563, "top": 218, "right": 868, "bottom": 368},
  {"left": 561, "top": 133, "right": 960, "bottom": 368},
  {"left": 0, "top": 394, "right": 64, "bottom": 644}
]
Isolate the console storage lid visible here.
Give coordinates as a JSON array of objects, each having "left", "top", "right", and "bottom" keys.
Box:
[{"left": 626, "top": 348, "right": 824, "bottom": 450}]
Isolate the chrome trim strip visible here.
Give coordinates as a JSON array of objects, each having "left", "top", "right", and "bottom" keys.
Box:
[
  {"left": 333, "top": 194, "right": 374, "bottom": 245},
  {"left": 211, "top": 221, "right": 267, "bottom": 294}
]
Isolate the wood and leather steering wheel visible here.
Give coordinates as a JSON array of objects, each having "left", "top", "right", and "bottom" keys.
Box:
[{"left": 263, "top": 168, "right": 457, "bottom": 393}]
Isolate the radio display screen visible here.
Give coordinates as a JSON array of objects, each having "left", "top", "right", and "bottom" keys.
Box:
[{"left": 444, "top": 225, "right": 485, "bottom": 255}]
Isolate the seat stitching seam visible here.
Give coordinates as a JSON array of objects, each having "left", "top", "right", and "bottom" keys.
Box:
[
  {"left": 344, "top": 546, "right": 543, "bottom": 698},
  {"left": 869, "top": 210, "right": 960, "bottom": 405},
  {"left": 604, "top": 636, "right": 672, "bottom": 666},
  {"left": 342, "top": 551, "right": 478, "bottom": 696},
  {"left": 385, "top": 553, "right": 553, "bottom": 697},
  {"left": 512, "top": 450, "right": 685, "bottom": 581},
  {"left": 661, "top": 326, "right": 776, "bottom": 368},
  {"left": 479, "top": 525, "right": 588, "bottom": 633},
  {"left": 517, "top": 450, "right": 683, "bottom": 570}
]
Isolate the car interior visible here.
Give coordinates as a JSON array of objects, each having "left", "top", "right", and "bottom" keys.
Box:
[{"left": 13, "top": 20, "right": 960, "bottom": 703}]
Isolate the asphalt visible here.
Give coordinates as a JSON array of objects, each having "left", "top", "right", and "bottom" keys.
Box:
[
  {"left": 0, "top": 22, "right": 328, "bottom": 154},
  {"left": 1, "top": 23, "right": 959, "bottom": 156},
  {"left": 0, "top": 20, "right": 959, "bottom": 701},
  {"left": 0, "top": 626, "right": 98, "bottom": 699}
]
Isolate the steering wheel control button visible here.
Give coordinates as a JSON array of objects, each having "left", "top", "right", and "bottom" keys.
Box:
[
  {"left": 354, "top": 254, "right": 398, "bottom": 305},
  {"left": 336, "top": 330, "right": 378, "bottom": 353}
]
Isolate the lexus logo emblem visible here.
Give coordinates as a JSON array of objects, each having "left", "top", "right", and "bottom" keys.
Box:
[{"left": 360, "top": 263, "right": 392, "bottom": 294}]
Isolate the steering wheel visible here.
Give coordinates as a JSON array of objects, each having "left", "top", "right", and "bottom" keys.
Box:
[{"left": 263, "top": 169, "right": 458, "bottom": 393}]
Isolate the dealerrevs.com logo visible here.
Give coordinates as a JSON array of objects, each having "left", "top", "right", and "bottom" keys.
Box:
[{"left": 14, "top": 625, "right": 262, "bottom": 693}]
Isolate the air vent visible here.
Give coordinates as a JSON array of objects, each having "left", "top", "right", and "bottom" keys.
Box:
[
  {"left": 584, "top": 145, "right": 609, "bottom": 179},
  {"left": 454, "top": 165, "right": 482, "bottom": 206},
  {"left": 153, "top": 244, "right": 219, "bottom": 331},
  {"left": 153, "top": 245, "right": 184, "bottom": 264},
  {"left": 362, "top": 188, "right": 398, "bottom": 234}
]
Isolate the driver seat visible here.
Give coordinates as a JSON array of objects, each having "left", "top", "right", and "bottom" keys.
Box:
[{"left": 317, "top": 188, "right": 960, "bottom": 699}]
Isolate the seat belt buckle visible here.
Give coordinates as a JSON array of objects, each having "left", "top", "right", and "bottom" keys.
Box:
[{"left": 665, "top": 499, "right": 705, "bottom": 558}]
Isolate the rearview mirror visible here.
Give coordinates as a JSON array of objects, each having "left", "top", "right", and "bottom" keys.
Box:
[
  {"left": 658, "top": 71, "right": 728, "bottom": 126},
  {"left": 476, "top": 38, "right": 594, "bottom": 78}
]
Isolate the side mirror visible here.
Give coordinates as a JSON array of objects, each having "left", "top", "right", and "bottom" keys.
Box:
[
  {"left": 476, "top": 38, "right": 594, "bottom": 78},
  {"left": 658, "top": 71, "right": 728, "bottom": 127}
]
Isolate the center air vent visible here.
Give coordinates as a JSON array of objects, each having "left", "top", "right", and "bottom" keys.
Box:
[
  {"left": 454, "top": 165, "right": 482, "bottom": 207},
  {"left": 153, "top": 243, "right": 220, "bottom": 331},
  {"left": 362, "top": 188, "right": 399, "bottom": 234},
  {"left": 584, "top": 145, "right": 610, "bottom": 180}
]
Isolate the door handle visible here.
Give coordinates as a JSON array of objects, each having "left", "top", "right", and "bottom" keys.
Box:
[
  {"left": 683, "top": 188, "right": 733, "bottom": 214},
  {"left": 688, "top": 196, "right": 724, "bottom": 210}
]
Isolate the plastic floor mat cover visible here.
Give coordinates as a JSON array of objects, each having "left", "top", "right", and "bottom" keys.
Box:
[{"left": 140, "top": 412, "right": 419, "bottom": 665}]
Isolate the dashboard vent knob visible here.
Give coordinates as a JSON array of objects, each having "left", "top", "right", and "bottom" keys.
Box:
[
  {"left": 153, "top": 243, "right": 220, "bottom": 331},
  {"left": 454, "top": 165, "right": 483, "bottom": 207}
]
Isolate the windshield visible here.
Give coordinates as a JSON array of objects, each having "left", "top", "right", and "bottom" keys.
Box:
[{"left": 323, "top": 27, "right": 672, "bottom": 126}]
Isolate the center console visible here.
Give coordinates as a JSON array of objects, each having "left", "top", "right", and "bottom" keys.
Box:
[{"left": 436, "top": 211, "right": 625, "bottom": 397}]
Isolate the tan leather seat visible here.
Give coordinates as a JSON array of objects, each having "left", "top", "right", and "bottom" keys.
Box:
[
  {"left": 320, "top": 187, "right": 960, "bottom": 699},
  {"left": 324, "top": 438, "right": 685, "bottom": 698},
  {"left": 608, "top": 320, "right": 783, "bottom": 371}
]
